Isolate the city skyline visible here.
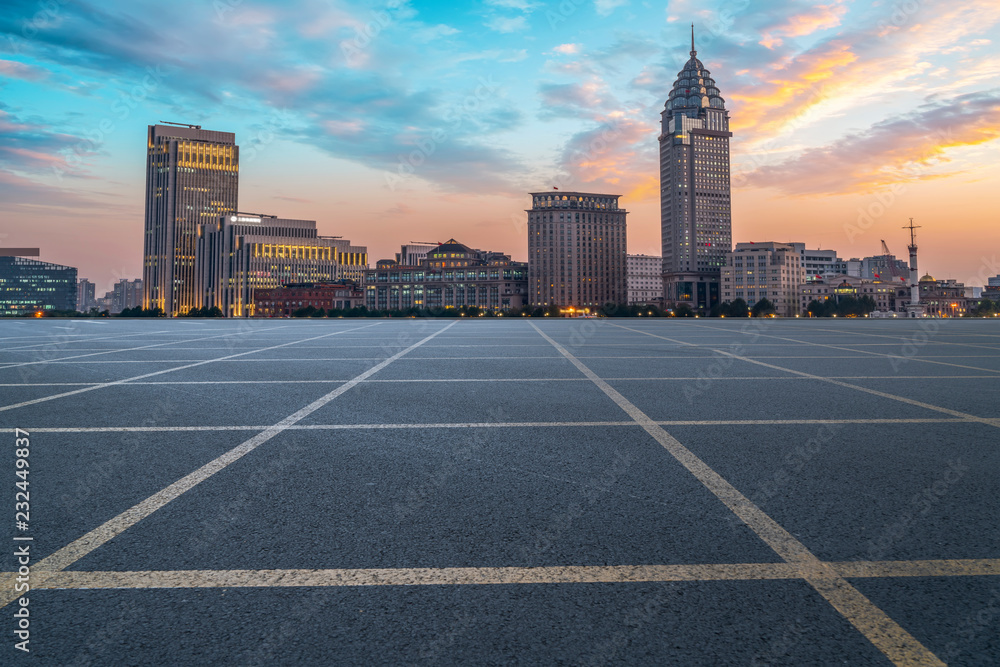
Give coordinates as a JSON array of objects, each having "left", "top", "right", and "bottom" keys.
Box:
[{"left": 2, "top": 0, "right": 999, "bottom": 290}]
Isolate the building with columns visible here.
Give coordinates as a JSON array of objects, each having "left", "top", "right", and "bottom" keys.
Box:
[{"left": 659, "top": 27, "right": 733, "bottom": 312}]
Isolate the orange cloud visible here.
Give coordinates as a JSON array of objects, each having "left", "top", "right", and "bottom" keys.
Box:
[
  {"left": 759, "top": 2, "right": 848, "bottom": 49},
  {"left": 742, "top": 92, "right": 1000, "bottom": 196},
  {"left": 728, "top": 41, "right": 857, "bottom": 136}
]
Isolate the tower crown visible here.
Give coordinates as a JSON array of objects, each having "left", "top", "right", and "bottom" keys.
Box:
[{"left": 666, "top": 26, "right": 726, "bottom": 113}]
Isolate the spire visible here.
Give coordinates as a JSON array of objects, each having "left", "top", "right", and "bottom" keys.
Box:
[{"left": 691, "top": 23, "right": 696, "bottom": 56}]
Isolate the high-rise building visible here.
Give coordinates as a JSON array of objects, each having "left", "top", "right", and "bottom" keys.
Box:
[
  {"left": 527, "top": 192, "right": 627, "bottom": 308},
  {"left": 860, "top": 253, "right": 910, "bottom": 283},
  {"left": 627, "top": 254, "right": 664, "bottom": 305},
  {"left": 112, "top": 279, "right": 143, "bottom": 313},
  {"left": 144, "top": 123, "right": 239, "bottom": 316},
  {"left": 721, "top": 242, "right": 804, "bottom": 316},
  {"left": 196, "top": 214, "right": 367, "bottom": 317},
  {"left": 660, "top": 27, "right": 732, "bottom": 312},
  {"left": 0, "top": 249, "right": 77, "bottom": 316},
  {"left": 77, "top": 279, "right": 97, "bottom": 311}
]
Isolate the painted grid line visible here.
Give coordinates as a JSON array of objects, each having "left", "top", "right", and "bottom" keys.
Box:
[
  {"left": 0, "top": 321, "right": 458, "bottom": 611},
  {"left": 529, "top": 322, "right": 944, "bottom": 667}
]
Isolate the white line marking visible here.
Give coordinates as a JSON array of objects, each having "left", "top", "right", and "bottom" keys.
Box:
[
  {"left": 0, "top": 323, "right": 382, "bottom": 412},
  {"left": 529, "top": 322, "right": 945, "bottom": 666},
  {"left": 0, "top": 321, "right": 458, "bottom": 608}
]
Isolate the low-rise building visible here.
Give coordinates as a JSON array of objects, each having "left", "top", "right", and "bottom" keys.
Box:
[
  {"left": 366, "top": 239, "right": 528, "bottom": 311},
  {"left": 627, "top": 254, "right": 664, "bottom": 305},
  {"left": 0, "top": 249, "right": 77, "bottom": 316},
  {"left": 253, "top": 281, "right": 365, "bottom": 317},
  {"left": 196, "top": 213, "right": 367, "bottom": 317},
  {"left": 799, "top": 275, "right": 898, "bottom": 314},
  {"left": 721, "top": 242, "right": 804, "bottom": 316},
  {"left": 788, "top": 244, "right": 854, "bottom": 281},
  {"left": 904, "top": 275, "right": 972, "bottom": 317}
]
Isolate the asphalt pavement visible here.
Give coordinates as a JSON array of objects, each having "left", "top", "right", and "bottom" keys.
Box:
[{"left": 1, "top": 317, "right": 998, "bottom": 665}]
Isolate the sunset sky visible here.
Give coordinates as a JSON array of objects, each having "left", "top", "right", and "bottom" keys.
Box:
[{"left": 2, "top": 0, "right": 999, "bottom": 293}]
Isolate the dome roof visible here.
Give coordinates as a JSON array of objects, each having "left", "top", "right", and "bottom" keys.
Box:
[
  {"left": 429, "top": 239, "right": 473, "bottom": 257},
  {"left": 665, "top": 26, "right": 726, "bottom": 113},
  {"left": 920, "top": 273, "right": 935, "bottom": 282}
]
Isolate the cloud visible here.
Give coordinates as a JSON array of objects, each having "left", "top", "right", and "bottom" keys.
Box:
[
  {"left": 550, "top": 43, "right": 580, "bottom": 55},
  {"left": 594, "top": 0, "right": 628, "bottom": 17},
  {"left": 0, "top": 59, "right": 48, "bottom": 81},
  {"left": 0, "top": 110, "right": 94, "bottom": 176},
  {"left": 538, "top": 80, "right": 617, "bottom": 119},
  {"left": 759, "top": 2, "right": 847, "bottom": 49},
  {"left": 272, "top": 194, "right": 313, "bottom": 203},
  {"left": 554, "top": 112, "right": 655, "bottom": 193},
  {"left": 741, "top": 91, "right": 1000, "bottom": 196},
  {"left": 484, "top": 16, "right": 527, "bottom": 33},
  {"left": 485, "top": 0, "right": 538, "bottom": 9}
]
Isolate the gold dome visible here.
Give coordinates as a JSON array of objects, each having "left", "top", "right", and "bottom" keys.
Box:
[{"left": 919, "top": 273, "right": 935, "bottom": 282}]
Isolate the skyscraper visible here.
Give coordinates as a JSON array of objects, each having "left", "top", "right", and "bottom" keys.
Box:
[
  {"left": 660, "top": 27, "right": 732, "bottom": 311},
  {"left": 144, "top": 123, "right": 239, "bottom": 316},
  {"left": 527, "top": 192, "right": 627, "bottom": 309}
]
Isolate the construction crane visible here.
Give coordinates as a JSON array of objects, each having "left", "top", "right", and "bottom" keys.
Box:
[
  {"left": 158, "top": 121, "right": 202, "bottom": 129},
  {"left": 880, "top": 239, "right": 904, "bottom": 281}
]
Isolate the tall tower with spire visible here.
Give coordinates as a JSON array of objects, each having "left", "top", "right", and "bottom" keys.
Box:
[{"left": 659, "top": 25, "right": 732, "bottom": 311}]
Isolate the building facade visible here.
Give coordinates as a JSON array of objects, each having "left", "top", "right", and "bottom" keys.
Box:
[
  {"left": 527, "top": 192, "right": 627, "bottom": 308},
  {"left": 197, "top": 214, "right": 367, "bottom": 317},
  {"left": 721, "top": 242, "right": 804, "bottom": 316},
  {"left": 144, "top": 124, "right": 239, "bottom": 316},
  {"left": 788, "top": 244, "right": 854, "bottom": 281},
  {"left": 254, "top": 281, "right": 365, "bottom": 317},
  {"left": 77, "top": 279, "right": 97, "bottom": 312},
  {"left": 799, "top": 275, "right": 898, "bottom": 314},
  {"left": 0, "top": 250, "right": 77, "bottom": 316},
  {"left": 859, "top": 254, "right": 911, "bottom": 282},
  {"left": 366, "top": 240, "right": 527, "bottom": 311},
  {"left": 112, "top": 279, "right": 143, "bottom": 313},
  {"left": 627, "top": 254, "right": 664, "bottom": 305},
  {"left": 396, "top": 243, "right": 438, "bottom": 266},
  {"left": 904, "top": 275, "right": 971, "bottom": 317},
  {"left": 660, "top": 28, "right": 733, "bottom": 312}
]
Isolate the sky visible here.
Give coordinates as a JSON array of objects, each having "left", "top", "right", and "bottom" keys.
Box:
[{"left": 1, "top": 0, "right": 999, "bottom": 294}]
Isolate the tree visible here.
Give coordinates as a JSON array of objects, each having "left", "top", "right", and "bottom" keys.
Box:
[
  {"left": 673, "top": 303, "right": 695, "bottom": 317},
  {"left": 751, "top": 298, "right": 775, "bottom": 317},
  {"left": 727, "top": 298, "right": 749, "bottom": 317},
  {"left": 807, "top": 299, "right": 832, "bottom": 317}
]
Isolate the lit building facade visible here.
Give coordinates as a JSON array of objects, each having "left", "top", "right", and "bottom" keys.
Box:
[
  {"left": 660, "top": 28, "right": 732, "bottom": 312},
  {"left": 366, "top": 240, "right": 528, "bottom": 311},
  {"left": 527, "top": 192, "right": 627, "bottom": 308},
  {"left": 627, "top": 254, "right": 664, "bottom": 305},
  {"left": 0, "top": 250, "right": 77, "bottom": 316},
  {"left": 254, "top": 281, "right": 365, "bottom": 317},
  {"left": 901, "top": 275, "right": 971, "bottom": 317},
  {"left": 799, "top": 275, "right": 898, "bottom": 314},
  {"left": 197, "top": 214, "right": 367, "bottom": 317},
  {"left": 144, "top": 124, "right": 239, "bottom": 316},
  {"left": 721, "top": 242, "right": 804, "bottom": 316}
]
